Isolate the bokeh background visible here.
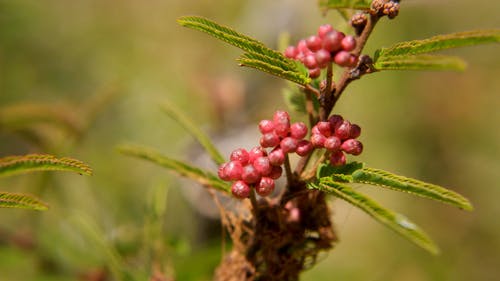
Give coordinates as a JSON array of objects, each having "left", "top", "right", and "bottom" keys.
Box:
[{"left": 0, "top": 0, "right": 499, "bottom": 280}]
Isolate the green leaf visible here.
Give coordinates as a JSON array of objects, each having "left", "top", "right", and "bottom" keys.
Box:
[
  {"left": 0, "top": 154, "right": 93, "bottom": 178},
  {"left": 117, "top": 144, "right": 230, "bottom": 194},
  {"left": 375, "top": 30, "right": 500, "bottom": 58},
  {"left": 316, "top": 162, "right": 364, "bottom": 179},
  {"left": 0, "top": 102, "right": 84, "bottom": 136},
  {"left": 178, "top": 16, "right": 310, "bottom": 85},
  {"left": 309, "top": 179, "right": 439, "bottom": 255},
  {"left": 318, "top": 0, "right": 372, "bottom": 10},
  {"left": 0, "top": 191, "right": 48, "bottom": 210},
  {"left": 352, "top": 167, "right": 473, "bottom": 211},
  {"left": 238, "top": 54, "right": 311, "bottom": 85},
  {"left": 374, "top": 54, "right": 467, "bottom": 71},
  {"left": 161, "top": 101, "right": 225, "bottom": 165}
]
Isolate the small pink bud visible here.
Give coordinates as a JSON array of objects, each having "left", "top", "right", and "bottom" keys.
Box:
[
  {"left": 341, "top": 139, "right": 363, "bottom": 155},
  {"left": 256, "top": 177, "right": 275, "bottom": 196},
  {"left": 296, "top": 140, "right": 313, "bottom": 156},
  {"left": 290, "top": 122, "right": 308, "bottom": 140},
  {"left": 230, "top": 148, "right": 249, "bottom": 165},
  {"left": 330, "top": 151, "right": 346, "bottom": 166},
  {"left": 231, "top": 181, "right": 251, "bottom": 199}
]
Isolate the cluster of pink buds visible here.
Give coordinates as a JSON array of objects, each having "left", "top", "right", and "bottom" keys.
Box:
[
  {"left": 310, "top": 115, "right": 363, "bottom": 166},
  {"left": 284, "top": 24, "right": 358, "bottom": 78},
  {"left": 218, "top": 111, "right": 313, "bottom": 199}
]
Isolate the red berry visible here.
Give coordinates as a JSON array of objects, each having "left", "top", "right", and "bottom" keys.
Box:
[
  {"left": 256, "top": 177, "right": 275, "bottom": 197},
  {"left": 308, "top": 68, "right": 321, "bottom": 79},
  {"left": 218, "top": 163, "right": 231, "bottom": 181},
  {"left": 341, "top": 35, "right": 356, "bottom": 51},
  {"left": 241, "top": 164, "right": 261, "bottom": 184},
  {"left": 224, "top": 161, "right": 243, "bottom": 181},
  {"left": 311, "top": 125, "right": 321, "bottom": 135},
  {"left": 230, "top": 148, "right": 249, "bottom": 165},
  {"left": 280, "top": 137, "right": 298, "bottom": 153},
  {"left": 341, "top": 139, "right": 363, "bottom": 155},
  {"left": 311, "top": 133, "right": 326, "bottom": 148},
  {"left": 334, "top": 51, "right": 351, "bottom": 67},
  {"left": 335, "top": 120, "right": 352, "bottom": 140},
  {"left": 231, "top": 180, "right": 251, "bottom": 199},
  {"left": 248, "top": 146, "right": 266, "bottom": 163},
  {"left": 328, "top": 114, "right": 343, "bottom": 129},
  {"left": 260, "top": 132, "right": 280, "bottom": 148},
  {"left": 273, "top": 110, "right": 291, "bottom": 138},
  {"left": 253, "top": 156, "right": 272, "bottom": 176},
  {"left": 303, "top": 54, "right": 318, "bottom": 69},
  {"left": 350, "top": 124, "right": 361, "bottom": 139},
  {"left": 317, "top": 121, "right": 332, "bottom": 137},
  {"left": 297, "top": 39, "right": 310, "bottom": 53},
  {"left": 268, "top": 165, "right": 283, "bottom": 180},
  {"left": 296, "top": 140, "right": 313, "bottom": 156},
  {"left": 348, "top": 54, "right": 359, "bottom": 67},
  {"left": 258, "top": 119, "right": 275, "bottom": 134},
  {"left": 318, "top": 24, "right": 333, "bottom": 38},
  {"left": 330, "top": 151, "right": 346, "bottom": 166},
  {"left": 323, "top": 30, "right": 344, "bottom": 52},
  {"left": 324, "top": 136, "right": 341, "bottom": 151},
  {"left": 290, "top": 122, "right": 308, "bottom": 140},
  {"left": 306, "top": 35, "right": 323, "bottom": 52},
  {"left": 268, "top": 148, "right": 285, "bottom": 166},
  {"left": 315, "top": 49, "right": 331, "bottom": 68},
  {"left": 284, "top": 46, "right": 298, "bottom": 59}
]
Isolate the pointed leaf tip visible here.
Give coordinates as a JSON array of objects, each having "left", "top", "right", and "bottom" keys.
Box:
[
  {"left": 352, "top": 167, "right": 473, "bottom": 211},
  {"left": 0, "top": 192, "right": 49, "bottom": 211},
  {"left": 309, "top": 180, "right": 440, "bottom": 255},
  {"left": 0, "top": 154, "right": 92, "bottom": 178}
]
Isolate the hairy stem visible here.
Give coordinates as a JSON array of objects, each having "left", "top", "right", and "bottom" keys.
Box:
[{"left": 325, "top": 14, "right": 379, "bottom": 116}]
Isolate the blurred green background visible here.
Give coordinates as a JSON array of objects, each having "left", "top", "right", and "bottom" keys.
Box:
[{"left": 0, "top": 0, "right": 498, "bottom": 280}]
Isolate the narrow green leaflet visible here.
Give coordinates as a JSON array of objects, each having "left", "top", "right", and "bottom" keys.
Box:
[
  {"left": 316, "top": 162, "right": 364, "bottom": 179},
  {"left": 0, "top": 154, "right": 93, "bottom": 178},
  {"left": 352, "top": 167, "right": 473, "bottom": 211},
  {"left": 0, "top": 103, "right": 83, "bottom": 136},
  {"left": 161, "top": 101, "right": 225, "bottom": 165},
  {"left": 309, "top": 179, "right": 439, "bottom": 254},
  {"left": 178, "top": 16, "right": 310, "bottom": 85},
  {"left": 318, "top": 0, "right": 372, "bottom": 10},
  {"left": 238, "top": 54, "right": 311, "bottom": 85},
  {"left": 118, "top": 144, "right": 230, "bottom": 194},
  {"left": 375, "top": 30, "right": 500, "bottom": 59},
  {"left": 374, "top": 54, "right": 467, "bottom": 71},
  {"left": 0, "top": 191, "right": 48, "bottom": 210}
]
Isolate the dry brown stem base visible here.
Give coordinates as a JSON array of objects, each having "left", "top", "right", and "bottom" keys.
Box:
[{"left": 214, "top": 183, "right": 337, "bottom": 281}]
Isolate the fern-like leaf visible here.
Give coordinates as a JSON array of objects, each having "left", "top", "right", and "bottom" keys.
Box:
[
  {"left": 374, "top": 54, "right": 467, "bottom": 71},
  {"left": 309, "top": 179, "right": 439, "bottom": 254},
  {"left": 117, "top": 144, "right": 230, "bottom": 194},
  {"left": 318, "top": 0, "right": 372, "bottom": 10},
  {"left": 375, "top": 30, "right": 500, "bottom": 59},
  {"left": 352, "top": 167, "right": 473, "bottom": 211},
  {"left": 0, "top": 154, "right": 93, "bottom": 178},
  {"left": 238, "top": 54, "right": 311, "bottom": 85},
  {"left": 0, "top": 191, "right": 48, "bottom": 210},
  {"left": 177, "top": 16, "right": 310, "bottom": 85},
  {"left": 161, "top": 101, "right": 225, "bottom": 165}
]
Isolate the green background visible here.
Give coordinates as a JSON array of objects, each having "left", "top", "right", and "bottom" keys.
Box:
[{"left": 0, "top": 0, "right": 499, "bottom": 280}]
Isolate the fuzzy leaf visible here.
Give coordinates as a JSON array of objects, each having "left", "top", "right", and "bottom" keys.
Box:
[
  {"left": 0, "top": 191, "right": 48, "bottom": 210},
  {"left": 118, "top": 144, "right": 230, "bottom": 194},
  {"left": 375, "top": 30, "right": 500, "bottom": 59},
  {"left": 161, "top": 101, "right": 225, "bottom": 165},
  {"left": 0, "top": 154, "right": 92, "bottom": 178},
  {"left": 238, "top": 54, "right": 311, "bottom": 85},
  {"left": 0, "top": 102, "right": 84, "bottom": 136},
  {"left": 178, "top": 16, "right": 310, "bottom": 85},
  {"left": 316, "top": 162, "right": 364, "bottom": 179},
  {"left": 318, "top": 0, "right": 372, "bottom": 10},
  {"left": 309, "top": 179, "right": 439, "bottom": 254},
  {"left": 374, "top": 54, "right": 467, "bottom": 71},
  {"left": 352, "top": 167, "right": 473, "bottom": 211}
]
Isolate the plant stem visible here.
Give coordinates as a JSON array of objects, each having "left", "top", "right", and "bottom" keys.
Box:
[
  {"left": 324, "top": 14, "right": 380, "bottom": 117},
  {"left": 284, "top": 153, "right": 293, "bottom": 185}
]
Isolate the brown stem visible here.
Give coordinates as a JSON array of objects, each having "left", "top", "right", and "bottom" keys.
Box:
[{"left": 324, "top": 14, "right": 380, "bottom": 117}]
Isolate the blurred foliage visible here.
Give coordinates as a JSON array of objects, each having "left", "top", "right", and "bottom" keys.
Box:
[{"left": 0, "top": 0, "right": 498, "bottom": 280}]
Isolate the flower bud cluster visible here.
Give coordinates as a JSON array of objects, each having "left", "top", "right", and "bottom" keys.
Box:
[
  {"left": 310, "top": 115, "right": 363, "bottom": 166},
  {"left": 218, "top": 111, "right": 313, "bottom": 199},
  {"left": 370, "top": 0, "right": 400, "bottom": 19},
  {"left": 284, "top": 24, "right": 358, "bottom": 79}
]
